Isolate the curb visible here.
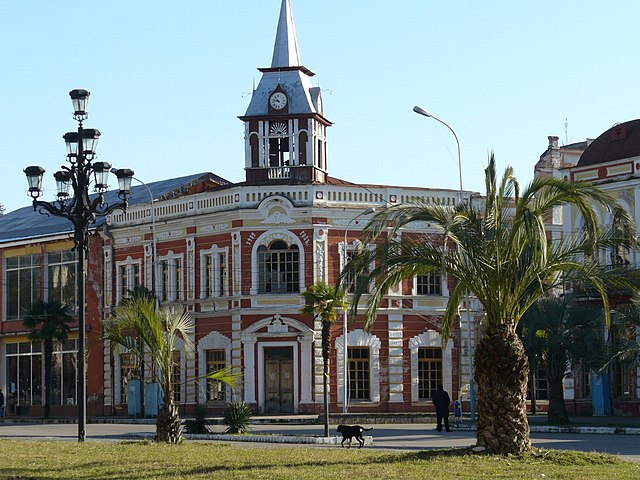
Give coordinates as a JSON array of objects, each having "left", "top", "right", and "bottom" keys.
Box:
[
  {"left": 128, "top": 432, "right": 374, "bottom": 445},
  {"left": 530, "top": 425, "right": 640, "bottom": 435}
]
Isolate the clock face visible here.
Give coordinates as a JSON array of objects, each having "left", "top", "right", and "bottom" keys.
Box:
[{"left": 269, "top": 91, "right": 288, "bottom": 110}]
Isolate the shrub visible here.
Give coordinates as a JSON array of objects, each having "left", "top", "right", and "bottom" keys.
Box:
[
  {"left": 223, "top": 402, "right": 253, "bottom": 434},
  {"left": 184, "top": 404, "right": 211, "bottom": 434}
]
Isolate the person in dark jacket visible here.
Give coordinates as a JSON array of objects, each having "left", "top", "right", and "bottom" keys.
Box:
[{"left": 432, "top": 384, "right": 452, "bottom": 432}]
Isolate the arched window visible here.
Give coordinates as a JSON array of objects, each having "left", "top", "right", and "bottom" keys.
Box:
[{"left": 257, "top": 240, "right": 300, "bottom": 294}]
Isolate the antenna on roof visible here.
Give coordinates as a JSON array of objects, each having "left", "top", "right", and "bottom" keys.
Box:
[{"left": 564, "top": 118, "right": 569, "bottom": 145}]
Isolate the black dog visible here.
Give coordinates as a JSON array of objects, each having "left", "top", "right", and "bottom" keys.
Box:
[{"left": 336, "top": 424, "right": 373, "bottom": 448}]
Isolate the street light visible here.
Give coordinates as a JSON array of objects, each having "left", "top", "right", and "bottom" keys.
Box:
[
  {"left": 342, "top": 207, "right": 375, "bottom": 414},
  {"left": 24, "top": 89, "right": 134, "bottom": 442},
  {"left": 413, "top": 105, "right": 476, "bottom": 421}
]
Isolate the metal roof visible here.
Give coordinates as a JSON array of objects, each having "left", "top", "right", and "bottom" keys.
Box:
[
  {"left": 271, "top": 0, "right": 301, "bottom": 68},
  {"left": 0, "top": 172, "right": 227, "bottom": 244}
]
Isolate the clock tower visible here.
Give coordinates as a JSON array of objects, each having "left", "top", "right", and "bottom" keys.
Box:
[{"left": 240, "top": 0, "right": 332, "bottom": 185}]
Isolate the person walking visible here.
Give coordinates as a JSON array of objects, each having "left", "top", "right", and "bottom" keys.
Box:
[
  {"left": 0, "top": 388, "right": 4, "bottom": 418},
  {"left": 432, "top": 384, "right": 452, "bottom": 432}
]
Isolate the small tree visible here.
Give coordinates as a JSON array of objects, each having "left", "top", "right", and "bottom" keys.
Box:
[
  {"left": 119, "top": 286, "right": 157, "bottom": 418},
  {"left": 301, "top": 282, "right": 346, "bottom": 437},
  {"left": 104, "top": 298, "right": 193, "bottom": 443},
  {"left": 519, "top": 295, "right": 605, "bottom": 424},
  {"left": 23, "top": 300, "right": 73, "bottom": 418}
]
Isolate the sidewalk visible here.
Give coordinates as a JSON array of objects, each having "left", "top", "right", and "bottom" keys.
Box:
[{"left": 4, "top": 412, "right": 640, "bottom": 434}]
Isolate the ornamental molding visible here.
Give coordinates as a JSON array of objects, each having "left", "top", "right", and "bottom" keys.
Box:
[
  {"left": 201, "top": 223, "right": 230, "bottom": 233},
  {"left": 157, "top": 229, "right": 185, "bottom": 240},
  {"left": 115, "top": 235, "right": 143, "bottom": 245}
]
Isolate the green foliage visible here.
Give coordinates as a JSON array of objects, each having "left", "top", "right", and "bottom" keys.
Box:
[
  {"left": 301, "top": 281, "right": 346, "bottom": 324},
  {"left": 342, "top": 153, "right": 638, "bottom": 337},
  {"left": 223, "top": 402, "right": 253, "bottom": 434},
  {"left": 204, "top": 366, "right": 242, "bottom": 391},
  {"left": 184, "top": 404, "right": 211, "bottom": 434},
  {"left": 23, "top": 299, "right": 73, "bottom": 343}
]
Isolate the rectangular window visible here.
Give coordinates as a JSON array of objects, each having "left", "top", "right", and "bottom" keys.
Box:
[
  {"left": 206, "top": 349, "right": 227, "bottom": 402},
  {"left": 58, "top": 341, "right": 78, "bottom": 406},
  {"left": 160, "top": 260, "right": 170, "bottom": 302},
  {"left": 582, "top": 365, "right": 591, "bottom": 397},
  {"left": 257, "top": 243, "right": 299, "bottom": 294},
  {"left": 4, "top": 341, "right": 76, "bottom": 409},
  {"left": 117, "top": 261, "right": 142, "bottom": 302},
  {"left": 527, "top": 364, "right": 549, "bottom": 401},
  {"left": 418, "top": 347, "right": 443, "bottom": 400},
  {"left": 5, "top": 342, "right": 42, "bottom": 408},
  {"left": 158, "top": 256, "right": 183, "bottom": 302},
  {"left": 416, "top": 272, "right": 442, "bottom": 296},
  {"left": 613, "top": 363, "right": 634, "bottom": 397},
  {"left": 172, "top": 351, "right": 182, "bottom": 402},
  {"left": 345, "top": 250, "right": 370, "bottom": 294},
  {"left": 202, "top": 250, "right": 228, "bottom": 298},
  {"left": 6, "top": 254, "right": 42, "bottom": 320},
  {"left": 47, "top": 250, "right": 77, "bottom": 308},
  {"left": 348, "top": 347, "right": 370, "bottom": 401},
  {"left": 120, "top": 353, "right": 140, "bottom": 405},
  {"left": 175, "top": 259, "right": 183, "bottom": 301}
]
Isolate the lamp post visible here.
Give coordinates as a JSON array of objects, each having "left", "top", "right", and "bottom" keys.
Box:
[
  {"left": 342, "top": 207, "right": 375, "bottom": 414},
  {"left": 413, "top": 105, "right": 476, "bottom": 421},
  {"left": 24, "top": 89, "right": 134, "bottom": 442}
]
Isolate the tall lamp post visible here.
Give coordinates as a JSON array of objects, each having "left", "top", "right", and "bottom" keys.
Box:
[
  {"left": 342, "top": 207, "right": 375, "bottom": 414},
  {"left": 24, "top": 89, "right": 134, "bottom": 442},
  {"left": 412, "top": 105, "right": 476, "bottom": 421}
]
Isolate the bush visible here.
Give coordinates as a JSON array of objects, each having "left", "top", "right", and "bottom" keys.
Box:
[
  {"left": 184, "top": 404, "right": 211, "bottom": 434},
  {"left": 223, "top": 402, "right": 253, "bottom": 434}
]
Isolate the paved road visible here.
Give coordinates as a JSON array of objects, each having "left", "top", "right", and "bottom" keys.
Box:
[{"left": 1, "top": 421, "right": 639, "bottom": 463}]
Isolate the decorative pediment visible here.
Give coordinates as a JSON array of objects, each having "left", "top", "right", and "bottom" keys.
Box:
[{"left": 257, "top": 195, "right": 295, "bottom": 224}]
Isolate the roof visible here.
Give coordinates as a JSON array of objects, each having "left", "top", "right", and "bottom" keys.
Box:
[
  {"left": 0, "top": 172, "right": 229, "bottom": 244},
  {"left": 271, "top": 0, "right": 301, "bottom": 68},
  {"left": 577, "top": 119, "right": 640, "bottom": 167}
]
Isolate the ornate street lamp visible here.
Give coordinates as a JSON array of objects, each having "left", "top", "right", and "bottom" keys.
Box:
[{"left": 24, "top": 89, "right": 134, "bottom": 442}]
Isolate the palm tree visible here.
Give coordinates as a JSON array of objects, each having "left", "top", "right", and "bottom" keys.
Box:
[
  {"left": 341, "top": 154, "right": 637, "bottom": 454},
  {"left": 607, "top": 297, "right": 640, "bottom": 371},
  {"left": 301, "top": 282, "right": 346, "bottom": 437},
  {"left": 519, "top": 295, "right": 606, "bottom": 424},
  {"left": 23, "top": 299, "right": 73, "bottom": 418},
  {"left": 103, "top": 297, "right": 194, "bottom": 443},
  {"left": 119, "top": 286, "right": 156, "bottom": 417}
]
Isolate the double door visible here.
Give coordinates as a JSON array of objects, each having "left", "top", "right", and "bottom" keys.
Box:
[{"left": 264, "top": 347, "right": 294, "bottom": 414}]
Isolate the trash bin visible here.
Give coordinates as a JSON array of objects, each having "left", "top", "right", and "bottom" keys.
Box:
[{"left": 454, "top": 400, "right": 462, "bottom": 426}]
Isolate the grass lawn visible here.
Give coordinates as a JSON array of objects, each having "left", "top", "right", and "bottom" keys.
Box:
[{"left": 2, "top": 439, "right": 639, "bottom": 479}]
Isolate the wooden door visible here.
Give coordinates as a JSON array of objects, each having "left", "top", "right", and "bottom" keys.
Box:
[{"left": 264, "top": 347, "right": 294, "bottom": 414}]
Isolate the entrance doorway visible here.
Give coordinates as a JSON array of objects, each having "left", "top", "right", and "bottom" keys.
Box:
[{"left": 264, "top": 346, "right": 294, "bottom": 414}]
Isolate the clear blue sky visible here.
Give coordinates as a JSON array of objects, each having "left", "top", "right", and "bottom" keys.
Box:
[{"left": 1, "top": 0, "right": 638, "bottom": 213}]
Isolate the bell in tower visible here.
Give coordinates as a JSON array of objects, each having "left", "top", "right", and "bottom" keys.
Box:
[{"left": 239, "top": 0, "right": 331, "bottom": 185}]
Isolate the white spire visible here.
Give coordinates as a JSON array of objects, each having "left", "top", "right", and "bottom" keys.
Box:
[{"left": 271, "top": 0, "right": 301, "bottom": 68}]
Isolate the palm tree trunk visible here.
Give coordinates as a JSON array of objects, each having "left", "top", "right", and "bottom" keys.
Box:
[
  {"left": 475, "top": 324, "right": 531, "bottom": 454},
  {"left": 546, "top": 375, "right": 569, "bottom": 424},
  {"left": 156, "top": 399, "right": 182, "bottom": 444},
  {"left": 43, "top": 339, "right": 53, "bottom": 419}
]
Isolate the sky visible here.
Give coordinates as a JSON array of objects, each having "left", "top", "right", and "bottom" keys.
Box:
[{"left": 1, "top": 0, "right": 639, "bottom": 214}]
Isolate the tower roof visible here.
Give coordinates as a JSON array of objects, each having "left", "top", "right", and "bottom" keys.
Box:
[{"left": 271, "top": 0, "right": 301, "bottom": 68}]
